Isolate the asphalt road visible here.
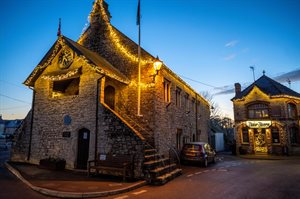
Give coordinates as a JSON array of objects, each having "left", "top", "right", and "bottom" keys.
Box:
[
  {"left": 105, "top": 155, "right": 300, "bottom": 199},
  {"left": 0, "top": 147, "right": 52, "bottom": 199},
  {"left": 1, "top": 146, "right": 300, "bottom": 199}
]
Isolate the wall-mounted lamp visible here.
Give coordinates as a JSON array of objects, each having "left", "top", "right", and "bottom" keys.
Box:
[{"left": 151, "top": 56, "right": 163, "bottom": 82}]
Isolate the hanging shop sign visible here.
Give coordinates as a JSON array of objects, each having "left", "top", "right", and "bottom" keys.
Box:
[{"left": 246, "top": 121, "right": 271, "bottom": 128}]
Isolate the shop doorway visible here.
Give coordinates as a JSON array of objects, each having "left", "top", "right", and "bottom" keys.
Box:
[{"left": 253, "top": 129, "right": 267, "bottom": 154}]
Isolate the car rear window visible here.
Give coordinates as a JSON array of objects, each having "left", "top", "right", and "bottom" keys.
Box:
[{"left": 183, "top": 144, "right": 201, "bottom": 150}]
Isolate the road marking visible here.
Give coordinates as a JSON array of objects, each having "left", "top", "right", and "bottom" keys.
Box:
[
  {"left": 195, "top": 172, "right": 202, "bottom": 175},
  {"left": 133, "top": 190, "right": 147, "bottom": 195},
  {"left": 225, "top": 165, "right": 230, "bottom": 168},
  {"left": 211, "top": 169, "right": 216, "bottom": 171},
  {"left": 114, "top": 195, "right": 129, "bottom": 199},
  {"left": 203, "top": 170, "right": 209, "bottom": 172},
  {"left": 218, "top": 169, "right": 228, "bottom": 172},
  {"left": 187, "top": 174, "right": 194, "bottom": 177}
]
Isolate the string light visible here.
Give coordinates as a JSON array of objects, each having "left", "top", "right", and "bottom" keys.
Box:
[
  {"left": 24, "top": 37, "right": 65, "bottom": 86},
  {"left": 79, "top": 0, "right": 151, "bottom": 65},
  {"left": 41, "top": 68, "right": 81, "bottom": 81}
]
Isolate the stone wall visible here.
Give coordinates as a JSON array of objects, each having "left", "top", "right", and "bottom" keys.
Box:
[
  {"left": 98, "top": 105, "right": 144, "bottom": 178},
  {"left": 79, "top": 3, "right": 210, "bottom": 156}
]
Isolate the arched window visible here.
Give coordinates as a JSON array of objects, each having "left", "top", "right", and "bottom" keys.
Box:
[
  {"left": 287, "top": 103, "right": 297, "bottom": 119},
  {"left": 290, "top": 126, "right": 299, "bottom": 144},
  {"left": 247, "top": 103, "right": 269, "bottom": 119},
  {"left": 104, "top": 85, "right": 115, "bottom": 110}
]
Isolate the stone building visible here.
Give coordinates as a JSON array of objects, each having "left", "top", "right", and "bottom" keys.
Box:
[
  {"left": 232, "top": 74, "right": 300, "bottom": 155},
  {"left": 11, "top": 0, "right": 210, "bottom": 183}
]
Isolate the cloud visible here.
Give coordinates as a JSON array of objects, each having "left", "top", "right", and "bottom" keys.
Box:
[
  {"left": 274, "top": 68, "right": 300, "bottom": 83},
  {"left": 225, "top": 40, "right": 239, "bottom": 48},
  {"left": 213, "top": 83, "right": 251, "bottom": 96},
  {"left": 224, "top": 53, "right": 236, "bottom": 61}
]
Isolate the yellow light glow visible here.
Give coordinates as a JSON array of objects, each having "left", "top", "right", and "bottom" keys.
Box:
[
  {"left": 93, "top": 0, "right": 150, "bottom": 65},
  {"left": 153, "top": 57, "right": 163, "bottom": 71}
]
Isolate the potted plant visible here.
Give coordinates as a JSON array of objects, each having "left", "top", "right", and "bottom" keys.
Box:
[{"left": 39, "top": 157, "right": 66, "bottom": 170}]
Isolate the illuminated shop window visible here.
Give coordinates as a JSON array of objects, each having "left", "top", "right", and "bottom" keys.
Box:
[
  {"left": 248, "top": 103, "right": 269, "bottom": 119},
  {"left": 52, "top": 77, "right": 79, "bottom": 98},
  {"left": 290, "top": 127, "right": 299, "bottom": 144},
  {"left": 242, "top": 128, "right": 249, "bottom": 143},
  {"left": 287, "top": 103, "right": 297, "bottom": 119},
  {"left": 163, "top": 79, "right": 171, "bottom": 103},
  {"left": 271, "top": 127, "right": 280, "bottom": 144}
]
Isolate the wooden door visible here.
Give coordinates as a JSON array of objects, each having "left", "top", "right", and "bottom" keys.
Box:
[{"left": 76, "top": 128, "right": 90, "bottom": 169}]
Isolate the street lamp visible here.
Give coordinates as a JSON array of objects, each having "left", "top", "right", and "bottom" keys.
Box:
[
  {"left": 150, "top": 56, "right": 163, "bottom": 82},
  {"left": 153, "top": 56, "right": 163, "bottom": 75}
]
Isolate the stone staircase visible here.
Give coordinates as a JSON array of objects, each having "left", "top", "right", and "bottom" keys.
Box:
[
  {"left": 102, "top": 103, "right": 181, "bottom": 185},
  {"left": 143, "top": 145, "right": 182, "bottom": 185}
]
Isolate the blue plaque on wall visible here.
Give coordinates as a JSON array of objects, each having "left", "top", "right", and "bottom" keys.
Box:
[{"left": 64, "top": 115, "right": 72, "bottom": 125}]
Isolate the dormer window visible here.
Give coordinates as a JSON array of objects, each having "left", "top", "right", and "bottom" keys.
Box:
[
  {"left": 247, "top": 103, "right": 269, "bottom": 119},
  {"left": 287, "top": 103, "right": 297, "bottom": 119}
]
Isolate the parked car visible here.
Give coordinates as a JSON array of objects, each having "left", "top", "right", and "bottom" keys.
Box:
[{"left": 181, "top": 142, "right": 216, "bottom": 167}]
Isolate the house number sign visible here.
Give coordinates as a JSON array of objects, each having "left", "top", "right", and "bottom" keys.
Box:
[{"left": 246, "top": 121, "right": 271, "bottom": 128}]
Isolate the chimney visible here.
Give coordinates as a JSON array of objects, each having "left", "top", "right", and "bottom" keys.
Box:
[{"left": 234, "top": 83, "right": 241, "bottom": 96}]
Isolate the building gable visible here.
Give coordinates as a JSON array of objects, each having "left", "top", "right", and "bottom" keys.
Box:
[{"left": 24, "top": 36, "right": 129, "bottom": 87}]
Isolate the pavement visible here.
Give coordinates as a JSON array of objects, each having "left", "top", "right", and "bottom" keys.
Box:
[{"left": 5, "top": 161, "right": 147, "bottom": 198}]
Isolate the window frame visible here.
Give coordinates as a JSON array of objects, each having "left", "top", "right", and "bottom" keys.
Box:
[
  {"left": 271, "top": 127, "right": 280, "bottom": 144},
  {"left": 241, "top": 127, "right": 249, "bottom": 144},
  {"left": 247, "top": 102, "right": 269, "bottom": 119}
]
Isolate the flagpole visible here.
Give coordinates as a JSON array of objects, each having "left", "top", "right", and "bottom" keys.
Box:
[{"left": 137, "top": 0, "right": 142, "bottom": 116}]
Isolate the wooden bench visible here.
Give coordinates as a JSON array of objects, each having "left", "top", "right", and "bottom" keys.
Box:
[{"left": 88, "top": 154, "right": 134, "bottom": 181}]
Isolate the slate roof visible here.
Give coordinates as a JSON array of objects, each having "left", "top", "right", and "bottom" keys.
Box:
[{"left": 232, "top": 75, "right": 300, "bottom": 100}]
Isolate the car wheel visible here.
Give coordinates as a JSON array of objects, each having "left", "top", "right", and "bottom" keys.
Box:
[{"left": 202, "top": 158, "right": 208, "bottom": 167}]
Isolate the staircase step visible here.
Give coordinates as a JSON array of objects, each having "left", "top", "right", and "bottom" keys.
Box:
[
  {"left": 144, "top": 149, "right": 157, "bottom": 155},
  {"left": 152, "top": 168, "right": 182, "bottom": 185},
  {"left": 144, "top": 154, "right": 163, "bottom": 161},
  {"left": 144, "top": 158, "right": 169, "bottom": 170},
  {"left": 149, "top": 163, "right": 177, "bottom": 177}
]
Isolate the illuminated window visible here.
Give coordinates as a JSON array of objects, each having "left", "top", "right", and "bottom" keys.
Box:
[
  {"left": 271, "top": 127, "right": 280, "bottom": 144},
  {"left": 290, "top": 126, "right": 299, "bottom": 144},
  {"left": 176, "top": 87, "right": 181, "bottom": 107},
  {"left": 287, "top": 103, "right": 297, "bottom": 119},
  {"left": 248, "top": 103, "right": 269, "bottom": 119},
  {"left": 52, "top": 77, "right": 79, "bottom": 98},
  {"left": 241, "top": 128, "right": 249, "bottom": 143},
  {"left": 163, "top": 79, "right": 171, "bottom": 103}
]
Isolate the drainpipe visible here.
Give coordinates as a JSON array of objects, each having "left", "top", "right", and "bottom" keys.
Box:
[
  {"left": 95, "top": 76, "right": 104, "bottom": 160},
  {"left": 27, "top": 87, "right": 35, "bottom": 161}
]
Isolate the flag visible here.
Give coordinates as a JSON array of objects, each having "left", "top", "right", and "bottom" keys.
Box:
[
  {"left": 57, "top": 18, "right": 61, "bottom": 36},
  {"left": 136, "top": 0, "right": 140, "bottom": 25}
]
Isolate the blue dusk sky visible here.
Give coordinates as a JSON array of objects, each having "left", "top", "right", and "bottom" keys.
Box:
[{"left": 0, "top": 0, "right": 300, "bottom": 119}]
